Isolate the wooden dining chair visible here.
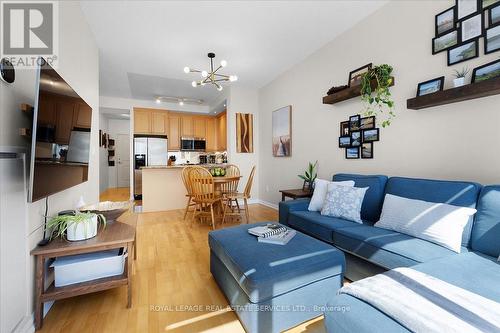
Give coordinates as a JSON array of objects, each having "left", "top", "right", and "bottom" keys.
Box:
[
  {"left": 220, "top": 164, "right": 241, "bottom": 213},
  {"left": 189, "top": 167, "right": 222, "bottom": 230},
  {"left": 181, "top": 166, "right": 197, "bottom": 221},
  {"left": 222, "top": 166, "right": 256, "bottom": 224}
]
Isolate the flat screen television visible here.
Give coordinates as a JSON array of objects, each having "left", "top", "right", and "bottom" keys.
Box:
[{"left": 28, "top": 59, "right": 92, "bottom": 202}]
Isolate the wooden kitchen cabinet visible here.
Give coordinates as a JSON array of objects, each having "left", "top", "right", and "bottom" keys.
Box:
[
  {"left": 37, "top": 98, "right": 56, "bottom": 126},
  {"left": 134, "top": 108, "right": 152, "bottom": 134},
  {"left": 55, "top": 101, "right": 76, "bottom": 144},
  {"left": 181, "top": 116, "right": 194, "bottom": 137},
  {"left": 206, "top": 118, "right": 216, "bottom": 152},
  {"left": 151, "top": 111, "right": 168, "bottom": 135},
  {"left": 74, "top": 103, "right": 92, "bottom": 129},
  {"left": 193, "top": 117, "right": 206, "bottom": 138},
  {"left": 168, "top": 115, "right": 181, "bottom": 151}
]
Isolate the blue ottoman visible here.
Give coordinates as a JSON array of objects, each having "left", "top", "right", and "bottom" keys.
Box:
[{"left": 209, "top": 222, "right": 345, "bottom": 333}]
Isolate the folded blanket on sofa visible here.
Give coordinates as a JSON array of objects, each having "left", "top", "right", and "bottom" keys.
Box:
[{"left": 339, "top": 267, "right": 500, "bottom": 333}]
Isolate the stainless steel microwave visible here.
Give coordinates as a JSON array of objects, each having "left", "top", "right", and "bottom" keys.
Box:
[{"left": 181, "top": 137, "right": 206, "bottom": 151}]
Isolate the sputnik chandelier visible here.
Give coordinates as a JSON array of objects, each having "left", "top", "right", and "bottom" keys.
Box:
[{"left": 184, "top": 52, "right": 237, "bottom": 91}]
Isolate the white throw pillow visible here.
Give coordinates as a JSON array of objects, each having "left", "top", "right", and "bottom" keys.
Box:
[
  {"left": 375, "top": 194, "right": 477, "bottom": 253},
  {"left": 308, "top": 179, "right": 355, "bottom": 212},
  {"left": 320, "top": 184, "right": 368, "bottom": 223}
]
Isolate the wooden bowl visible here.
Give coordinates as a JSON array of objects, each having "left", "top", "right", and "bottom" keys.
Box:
[{"left": 80, "top": 201, "right": 131, "bottom": 222}]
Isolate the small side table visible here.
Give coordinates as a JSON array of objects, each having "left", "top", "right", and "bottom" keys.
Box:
[
  {"left": 279, "top": 189, "right": 313, "bottom": 202},
  {"left": 31, "top": 221, "right": 136, "bottom": 330}
]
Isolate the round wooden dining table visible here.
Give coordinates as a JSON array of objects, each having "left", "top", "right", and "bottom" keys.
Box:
[{"left": 212, "top": 175, "right": 242, "bottom": 193}]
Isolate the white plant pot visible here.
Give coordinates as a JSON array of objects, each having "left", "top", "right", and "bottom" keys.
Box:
[
  {"left": 66, "top": 215, "right": 98, "bottom": 241},
  {"left": 453, "top": 77, "right": 465, "bottom": 87}
]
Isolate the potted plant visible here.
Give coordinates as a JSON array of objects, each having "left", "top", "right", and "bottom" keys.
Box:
[
  {"left": 47, "top": 212, "right": 106, "bottom": 241},
  {"left": 452, "top": 67, "right": 469, "bottom": 87},
  {"left": 360, "top": 64, "right": 395, "bottom": 128},
  {"left": 298, "top": 161, "right": 318, "bottom": 193}
]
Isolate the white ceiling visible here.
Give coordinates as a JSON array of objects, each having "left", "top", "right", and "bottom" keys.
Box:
[{"left": 80, "top": 1, "right": 387, "bottom": 104}]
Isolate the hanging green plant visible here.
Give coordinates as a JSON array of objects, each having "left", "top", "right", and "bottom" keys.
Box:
[{"left": 360, "top": 64, "right": 395, "bottom": 128}]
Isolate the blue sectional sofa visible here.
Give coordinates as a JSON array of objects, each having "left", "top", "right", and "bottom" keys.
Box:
[{"left": 279, "top": 174, "right": 500, "bottom": 332}]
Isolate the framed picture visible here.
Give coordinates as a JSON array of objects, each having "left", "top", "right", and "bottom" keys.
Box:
[
  {"left": 345, "top": 147, "right": 360, "bottom": 159},
  {"left": 362, "top": 129, "right": 380, "bottom": 142},
  {"left": 236, "top": 113, "right": 254, "bottom": 153},
  {"left": 482, "top": 0, "right": 499, "bottom": 10},
  {"left": 460, "top": 13, "right": 483, "bottom": 41},
  {"left": 436, "top": 7, "right": 456, "bottom": 36},
  {"left": 99, "top": 130, "right": 102, "bottom": 146},
  {"left": 349, "top": 115, "right": 361, "bottom": 131},
  {"left": 471, "top": 58, "right": 500, "bottom": 82},
  {"left": 447, "top": 40, "right": 479, "bottom": 66},
  {"left": 272, "top": 105, "right": 292, "bottom": 157},
  {"left": 348, "top": 63, "right": 372, "bottom": 87},
  {"left": 351, "top": 131, "right": 362, "bottom": 147},
  {"left": 361, "top": 142, "right": 374, "bottom": 159},
  {"left": 433, "top": 30, "right": 459, "bottom": 54},
  {"left": 416, "top": 76, "right": 445, "bottom": 96},
  {"left": 339, "top": 136, "right": 351, "bottom": 148},
  {"left": 360, "top": 116, "right": 375, "bottom": 130},
  {"left": 456, "top": 0, "right": 479, "bottom": 20},
  {"left": 340, "top": 121, "right": 350, "bottom": 136},
  {"left": 489, "top": 3, "right": 500, "bottom": 26},
  {"left": 485, "top": 25, "right": 500, "bottom": 53}
]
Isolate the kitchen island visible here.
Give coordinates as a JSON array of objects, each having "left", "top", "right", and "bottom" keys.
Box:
[
  {"left": 141, "top": 164, "right": 229, "bottom": 213},
  {"left": 141, "top": 166, "right": 188, "bottom": 213}
]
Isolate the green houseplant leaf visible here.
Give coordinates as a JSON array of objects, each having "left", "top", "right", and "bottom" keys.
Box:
[
  {"left": 360, "top": 64, "right": 395, "bottom": 127},
  {"left": 47, "top": 212, "right": 107, "bottom": 240}
]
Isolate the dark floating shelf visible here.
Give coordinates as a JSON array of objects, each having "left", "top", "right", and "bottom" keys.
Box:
[
  {"left": 407, "top": 77, "right": 500, "bottom": 110},
  {"left": 323, "top": 77, "right": 395, "bottom": 105}
]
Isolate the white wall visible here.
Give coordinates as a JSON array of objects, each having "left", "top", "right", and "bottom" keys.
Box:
[
  {"left": 226, "top": 86, "right": 260, "bottom": 200},
  {"left": 0, "top": 2, "right": 99, "bottom": 329},
  {"left": 258, "top": 0, "right": 500, "bottom": 205},
  {"left": 99, "top": 114, "right": 109, "bottom": 193}
]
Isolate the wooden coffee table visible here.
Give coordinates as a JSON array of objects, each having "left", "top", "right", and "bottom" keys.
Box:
[
  {"left": 31, "top": 221, "right": 136, "bottom": 330},
  {"left": 279, "top": 189, "right": 313, "bottom": 201}
]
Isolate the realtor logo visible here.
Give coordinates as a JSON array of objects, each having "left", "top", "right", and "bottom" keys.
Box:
[{"left": 1, "top": 1, "right": 58, "bottom": 68}]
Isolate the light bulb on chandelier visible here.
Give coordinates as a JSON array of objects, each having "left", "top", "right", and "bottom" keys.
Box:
[{"left": 184, "top": 53, "right": 237, "bottom": 91}]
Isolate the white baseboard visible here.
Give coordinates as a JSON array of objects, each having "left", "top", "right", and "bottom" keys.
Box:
[
  {"left": 255, "top": 199, "right": 279, "bottom": 210},
  {"left": 234, "top": 198, "right": 278, "bottom": 210},
  {"left": 13, "top": 315, "right": 34, "bottom": 333}
]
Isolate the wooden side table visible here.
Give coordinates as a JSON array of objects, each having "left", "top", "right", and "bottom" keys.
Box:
[
  {"left": 279, "top": 189, "right": 313, "bottom": 202},
  {"left": 30, "top": 221, "right": 136, "bottom": 330}
]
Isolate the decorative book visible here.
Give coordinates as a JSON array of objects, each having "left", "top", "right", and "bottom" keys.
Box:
[
  {"left": 258, "top": 229, "right": 296, "bottom": 245},
  {"left": 248, "top": 224, "right": 288, "bottom": 238}
]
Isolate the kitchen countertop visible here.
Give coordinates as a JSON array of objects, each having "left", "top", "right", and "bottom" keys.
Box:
[{"left": 141, "top": 163, "right": 229, "bottom": 170}]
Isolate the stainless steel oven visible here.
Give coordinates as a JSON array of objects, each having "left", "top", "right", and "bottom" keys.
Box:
[{"left": 194, "top": 138, "right": 206, "bottom": 151}]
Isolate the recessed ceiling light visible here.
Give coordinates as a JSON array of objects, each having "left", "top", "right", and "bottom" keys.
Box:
[
  {"left": 155, "top": 98, "right": 161, "bottom": 104},
  {"left": 179, "top": 101, "right": 184, "bottom": 106}
]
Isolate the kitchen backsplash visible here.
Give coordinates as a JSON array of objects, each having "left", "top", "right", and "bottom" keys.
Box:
[{"left": 169, "top": 151, "right": 227, "bottom": 165}]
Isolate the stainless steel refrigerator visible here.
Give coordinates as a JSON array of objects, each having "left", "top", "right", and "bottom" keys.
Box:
[{"left": 133, "top": 135, "right": 168, "bottom": 199}]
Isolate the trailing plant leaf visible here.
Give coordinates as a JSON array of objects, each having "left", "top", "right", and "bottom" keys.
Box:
[
  {"left": 360, "top": 64, "right": 395, "bottom": 128},
  {"left": 47, "top": 212, "right": 107, "bottom": 240}
]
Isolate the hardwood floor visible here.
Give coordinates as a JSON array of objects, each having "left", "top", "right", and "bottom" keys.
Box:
[{"left": 37, "top": 188, "right": 326, "bottom": 333}]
